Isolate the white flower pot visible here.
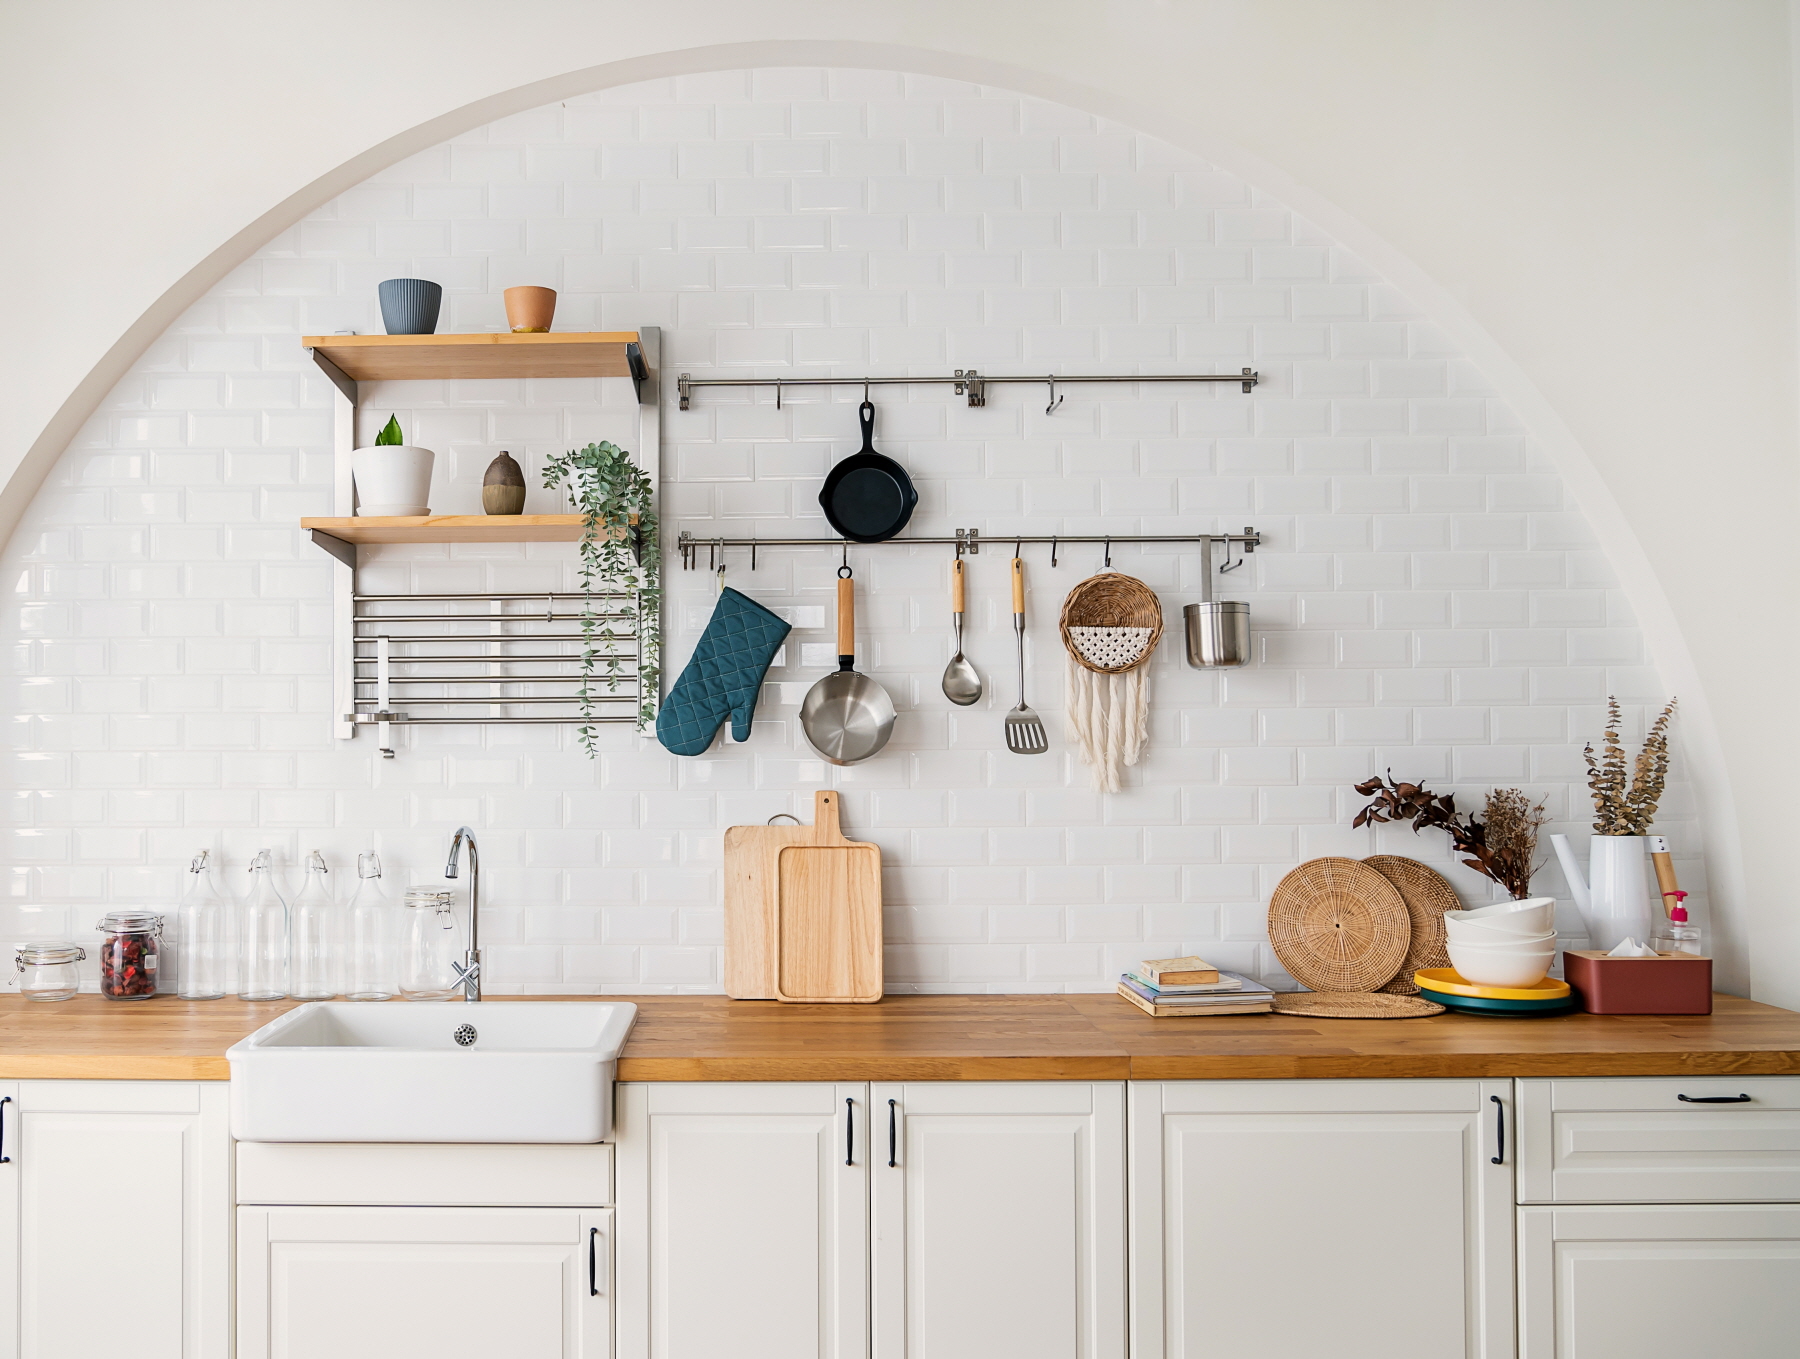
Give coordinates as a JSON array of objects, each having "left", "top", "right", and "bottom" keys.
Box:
[{"left": 352, "top": 445, "right": 435, "bottom": 516}]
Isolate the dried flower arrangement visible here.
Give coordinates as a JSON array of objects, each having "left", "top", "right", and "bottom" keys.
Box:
[
  {"left": 1583, "top": 696, "right": 1677, "bottom": 835},
  {"left": 1353, "top": 775, "right": 1550, "bottom": 900}
]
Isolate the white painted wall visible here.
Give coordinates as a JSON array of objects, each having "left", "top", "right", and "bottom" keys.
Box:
[
  {"left": 0, "top": 3, "right": 1789, "bottom": 997},
  {"left": 0, "top": 72, "right": 1702, "bottom": 994}
]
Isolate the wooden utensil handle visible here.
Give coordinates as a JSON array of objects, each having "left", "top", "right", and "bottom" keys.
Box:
[
  {"left": 837, "top": 575, "right": 854, "bottom": 662},
  {"left": 952, "top": 559, "right": 965, "bottom": 614},
  {"left": 1011, "top": 557, "right": 1024, "bottom": 613}
]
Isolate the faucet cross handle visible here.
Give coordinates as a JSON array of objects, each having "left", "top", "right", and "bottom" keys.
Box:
[{"left": 453, "top": 954, "right": 482, "bottom": 1003}]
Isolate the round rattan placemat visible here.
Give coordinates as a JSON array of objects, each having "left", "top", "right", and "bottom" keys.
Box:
[
  {"left": 1271, "top": 991, "right": 1446, "bottom": 1019},
  {"left": 1364, "top": 855, "right": 1464, "bottom": 995},
  {"left": 1267, "top": 857, "right": 1411, "bottom": 993}
]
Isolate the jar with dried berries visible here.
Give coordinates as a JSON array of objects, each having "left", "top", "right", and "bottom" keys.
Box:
[{"left": 95, "top": 911, "right": 164, "bottom": 1001}]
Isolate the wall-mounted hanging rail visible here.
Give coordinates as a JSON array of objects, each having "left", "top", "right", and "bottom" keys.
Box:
[
  {"left": 676, "top": 367, "right": 1259, "bottom": 411},
  {"left": 676, "top": 527, "right": 1262, "bottom": 571}
]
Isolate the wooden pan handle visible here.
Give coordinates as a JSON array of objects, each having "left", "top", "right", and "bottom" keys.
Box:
[
  {"left": 837, "top": 574, "right": 854, "bottom": 663},
  {"left": 952, "top": 558, "right": 965, "bottom": 615},
  {"left": 1011, "top": 556, "right": 1025, "bottom": 614}
]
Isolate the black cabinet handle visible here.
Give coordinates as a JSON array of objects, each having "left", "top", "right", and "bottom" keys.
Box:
[
  {"left": 1678, "top": 1093, "right": 1752, "bottom": 1103},
  {"left": 888, "top": 1099, "right": 898, "bottom": 1168},
  {"left": 588, "top": 1226, "right": 599, "bottom": 1296},
  {"left": 0, "top": 1095, "right": 10, "bottom": 1165},
  {"left": 1490, "top": 1094, "right": 1505, "bottom": 1165},
  {"left": 845, "top": 1097, "right": 854, "bottom": 1166}
]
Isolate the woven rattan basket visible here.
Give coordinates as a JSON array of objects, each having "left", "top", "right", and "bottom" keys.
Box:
[
  {"left": 1058, "top": 573, "right": 1164, "bottom": 674},
  {"left": 1267, "top": 857, "right": 1411, "bottom": 993},
  {"left": 1364, "top": 855, "right": 1464, "bottom": 995},
  {"left": 1271, "top": 991, "right": 1446, "bottom": 1019}
]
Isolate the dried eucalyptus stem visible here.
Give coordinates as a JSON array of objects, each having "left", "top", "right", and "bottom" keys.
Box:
[
  {"left": 1352, "top": 774, "right": 1547, "bottom": 899},
  {"left": 1583, "top": 696, "right": 1676, "bottom": 835}
]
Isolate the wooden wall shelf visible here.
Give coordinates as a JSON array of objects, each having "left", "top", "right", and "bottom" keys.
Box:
[
  {"left": 302, "top": 515, "right": 591, "bottom": 545},
  {"left": 302, "top": 332, "right": 644, "bottom": 383}
]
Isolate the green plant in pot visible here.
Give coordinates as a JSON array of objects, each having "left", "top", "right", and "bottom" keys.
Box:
[{"left": 542, "top": 441, "right": 659, "bottom": 752}]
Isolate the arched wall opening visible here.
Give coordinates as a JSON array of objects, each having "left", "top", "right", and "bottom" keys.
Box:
[{"left": 0, "top": 46, "right": 1744, "bottom": 995}]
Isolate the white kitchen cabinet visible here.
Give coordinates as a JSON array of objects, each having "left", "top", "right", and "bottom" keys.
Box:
[
  {"left": 871, "top": 1081, "right": 1126, "bottom": 1359},
  {"left": 0, "top": 1080, "right": 230, "bottom": 1359},
  {"left": 614, "top": 1082, "right": 868, "bottom": 1359},
  {"left": 1518, "top": 1203, "right": 1800, "bottom": 1357},
  {"left": 1129, "top": 1079, "right": 1514, "bottom": 1359},
  {"left": 237, "top": 1205, "right": 612, "bottom": 1359}
]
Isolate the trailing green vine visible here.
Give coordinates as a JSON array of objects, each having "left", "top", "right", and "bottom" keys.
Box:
[{"left": 541, "top": 441, "right": 660, "bottom": 753}]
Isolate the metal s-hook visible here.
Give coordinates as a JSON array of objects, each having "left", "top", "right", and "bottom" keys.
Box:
[
  {"left": 1045, "top": 378, "right": 1063, "bottom": 415},
  {"left": 775, "top": 378, "right": 783, "bottom": 411},
  {"left": 1050, "top": 536, "right": 1059, "bottom": 568},
  {"left": 863, "top": 379, "right": 870, "bottom": 403},
  {"left": 842, "top": 541, "right": 850, "bottom": 575},
  {"left": 1218, "top": 536, "right": 1244, "bottom": 573},
  {"left": 716, "top": 563, "right": 727, "bottom": 597},
  {"left": 1104, "top": 536, "right": 1112, "bottom": 569}
]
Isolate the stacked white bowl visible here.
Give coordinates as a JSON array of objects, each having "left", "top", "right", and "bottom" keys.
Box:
[{"left": 1444, "top": 897, "right": 1558, "bottom": 987}]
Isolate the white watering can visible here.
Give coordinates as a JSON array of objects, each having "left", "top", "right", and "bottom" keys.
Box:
[{"left": 1549, "top": 833, "right": 1657, "bottom": 952}]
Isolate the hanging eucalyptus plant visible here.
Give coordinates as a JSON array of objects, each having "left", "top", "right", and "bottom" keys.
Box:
[{"left": 541, "top": 441, "right": 659, "bottom": 753}]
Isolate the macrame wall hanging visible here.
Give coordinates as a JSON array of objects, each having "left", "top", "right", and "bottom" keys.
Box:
[{"left": 1058, "top": 572, "right": 1164, "bottom": 792}]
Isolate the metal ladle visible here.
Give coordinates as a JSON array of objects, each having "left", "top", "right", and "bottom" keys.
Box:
[{"left": 941, "top": 558, "right": 982, "bottom": 705}]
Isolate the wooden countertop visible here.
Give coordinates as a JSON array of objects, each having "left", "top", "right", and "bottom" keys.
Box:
[{"left": 5, "top": 993, "right": 1800, "bottom": 1082}]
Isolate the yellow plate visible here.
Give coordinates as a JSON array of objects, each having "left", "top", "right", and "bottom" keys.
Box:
[{"left": 1414, "top": 967, "right": 1571, "bottom": 1001}]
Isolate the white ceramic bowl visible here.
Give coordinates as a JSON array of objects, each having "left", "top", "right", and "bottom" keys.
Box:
[
  {"left": 1443, "top": 927, "right": 1556, "bottom": 948},
  {"left": 1452, "top": 898, "right": 1556, "bottom": 934},
  {"left": 1445, "top": 913, "right": 1557, "bottom": 943},
  {"left": 1447, "top": 938, "right": 1556, "bottom": 988}
]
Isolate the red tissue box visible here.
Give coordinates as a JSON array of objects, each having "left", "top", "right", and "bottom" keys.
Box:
[{"left": 1562, "top": 950, "right": 1713, "bottom": 1015}]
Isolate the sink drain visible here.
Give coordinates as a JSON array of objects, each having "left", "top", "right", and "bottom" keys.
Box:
[{"left": 453, "top": 1023, "right": 478, "bottom": 1047}]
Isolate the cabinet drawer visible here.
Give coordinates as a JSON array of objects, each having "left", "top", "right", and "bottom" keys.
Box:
[
  {"left": 237, "top": 1141, "right": 614, "bottom": 1206},
  {"left": 1519, "top": 1077, "right": 1800, "bottom": 1203}
]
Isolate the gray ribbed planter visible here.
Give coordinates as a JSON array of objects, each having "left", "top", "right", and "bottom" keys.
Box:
[{"left": 378, "top": 278, "right": 442, "bottom": 335}]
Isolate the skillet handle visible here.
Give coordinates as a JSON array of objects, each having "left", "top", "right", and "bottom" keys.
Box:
[
  {"left": 838, "top": 574, "right": 855, "bottom": 666},
  {"left": 859, "top": 400, "right": 876, "bottom": 453}
]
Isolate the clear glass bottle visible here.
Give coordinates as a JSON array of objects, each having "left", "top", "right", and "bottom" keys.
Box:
[
  {"left": 345, "top": 852, "right": 397, "bottom": 1001},
  {"left": 240, "top": 849, "right": 288, "bottom": 1001},
  {"left": 176, "top": 849, "right": 228, "bottom": 1000},
  {"left": 1651, "top": 892, "right": 1703, "bottom": 956},
  {"left": 289, "top": 851, "right": 338, "bottom": 1000},
  {"left": 399, "top": 888, "right": 462, "bottom": 1001},
  {"left": 96, "top": 911, "right": 163, "bottom": 1000},
  {"left": 15, "top": 944, "right": 85, "bottom": 1001}
]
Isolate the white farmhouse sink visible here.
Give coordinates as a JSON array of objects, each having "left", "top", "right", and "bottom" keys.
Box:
[{"left": 227, "top": 1001, "right": 636, "bottom": 1143}]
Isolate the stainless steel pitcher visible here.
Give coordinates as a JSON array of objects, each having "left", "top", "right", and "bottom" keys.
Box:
[{"left": 1183, "top": 536, "right": 1250, "bottom": 668}]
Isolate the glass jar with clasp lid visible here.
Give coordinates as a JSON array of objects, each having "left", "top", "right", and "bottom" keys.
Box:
[
  {"left": 95, "top": 911, "right": 163, "bottom": 1001},
  {"left": 399, "top": 888, "right": 463, "bottom": 1001},
  {"left": 15, "top": 944, "right": 86, "bottom": 1001}
]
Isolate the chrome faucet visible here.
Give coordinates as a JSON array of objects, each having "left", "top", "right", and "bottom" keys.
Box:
[{"left": 444, "top": 826, "right": 482, "bottom": 1002}]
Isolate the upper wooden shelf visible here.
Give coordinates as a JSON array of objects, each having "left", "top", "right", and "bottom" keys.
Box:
[
  {"left": 302, "top": 332, "right": 643, "bottom": 382},
  {"left": 303, "top": 515, "right": 592, "bottom": 545}
]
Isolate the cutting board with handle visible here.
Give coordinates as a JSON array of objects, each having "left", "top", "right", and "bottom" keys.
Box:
[
  {"left": 775, "top": 790, "right": 882, "bottom": 1004},
  {"left": 722, "top": 790, "right": 883, "bottom": 1002}
]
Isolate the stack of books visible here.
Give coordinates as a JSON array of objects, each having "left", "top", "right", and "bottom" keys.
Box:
[{"left": 1116, "top": 956, "right": 1275, "bottom": 1017}]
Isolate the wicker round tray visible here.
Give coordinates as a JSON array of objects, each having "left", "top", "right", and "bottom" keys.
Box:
[
  {"left": 1267, "top": 857, "right": 1411, "bottom": 993},
  {"left": 1058, "top": 573, "right": 1164, "bottom": 674},
  {"left": 1364, "top": 855, "right": 1464, "bottom": 995},
  {"left": 1271, "top": 991, "right": 1447, "bottom": 1019}
]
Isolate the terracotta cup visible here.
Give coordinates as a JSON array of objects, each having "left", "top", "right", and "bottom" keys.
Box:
[{"left": 504, "top": 286, "right": 557, "bottom": 333}]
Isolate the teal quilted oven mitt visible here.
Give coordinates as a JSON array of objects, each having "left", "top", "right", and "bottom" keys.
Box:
[{"left": 655, "top": 588, "right": 792, "bottom": 756}]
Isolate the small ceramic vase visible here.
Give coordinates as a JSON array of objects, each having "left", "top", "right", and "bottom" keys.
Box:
[
  {"left": 377, "top": 278, "right": 441, "bottom": 335},
  {"left": 504, "top": 286, "right": 556, "bottom": 333},
  {"left": 483, "top": 451, "right": 527, "bottom": 516}
]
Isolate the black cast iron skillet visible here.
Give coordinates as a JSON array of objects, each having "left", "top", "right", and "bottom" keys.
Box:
[{"left": 818, "top": 401, "right": 918, "bottom": 542}]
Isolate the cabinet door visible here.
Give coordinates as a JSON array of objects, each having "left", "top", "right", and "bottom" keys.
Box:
[
  {"left": 1129, "top": 1079, "right": 1513, "bottom": 1359},
  {"left": 614, "top": 1082, "right": 868, "bottom": 1359},
  {"left": 15, "top": 1080, "right": 230, "bottom": 1359},
  {"left": 871, "top": 1081, "right": 1126, "bottom": 1359},
  {"left": 237, "top": 1205, "right": 612, "bottom": 1359},
  {"left": 0, "top": 1082, "right": 16, "bottom": 1359},
  {"left": 1519, "top": 1203, "right": 1800, "bottom": 1357}
]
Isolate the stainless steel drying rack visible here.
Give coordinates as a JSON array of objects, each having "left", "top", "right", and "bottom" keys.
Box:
[
  {"left": 676, "top": 527, "right": 1262, "bottom": 570},
  {"left": 676, "top": 367, "right": 1259, "bottom": 410},
  {"left": 350, "top": 590, "right": 644, "bottom": 756}
]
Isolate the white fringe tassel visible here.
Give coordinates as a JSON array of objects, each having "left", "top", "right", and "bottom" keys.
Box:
[{"left": 1066, "top": 656, "right": 1150, "bottom": 793}]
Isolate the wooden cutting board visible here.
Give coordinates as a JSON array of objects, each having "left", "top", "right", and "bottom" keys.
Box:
[{"left": 722, "top": 790, "right": 883, "bottom": 1002}]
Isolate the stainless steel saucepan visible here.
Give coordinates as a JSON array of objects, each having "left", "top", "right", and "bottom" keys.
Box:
[{"left": 801, "top": 566, "right": 895, "bottom": 765}]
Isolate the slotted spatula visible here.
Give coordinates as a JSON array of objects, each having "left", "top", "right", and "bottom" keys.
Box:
[{"left": 1004, "top": 555, "right": 1048, "bottom": 754}]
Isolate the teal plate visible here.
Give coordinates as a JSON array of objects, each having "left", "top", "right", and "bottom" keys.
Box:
[{"left": 1420, "top": 988, "right": 1577, "bottom": 1016}]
